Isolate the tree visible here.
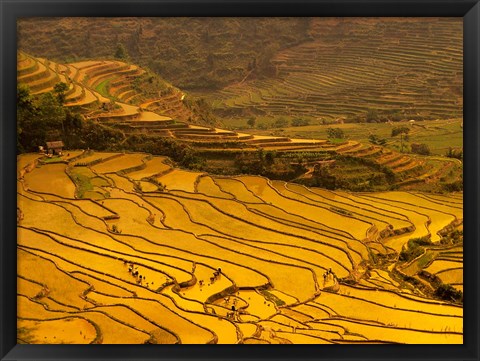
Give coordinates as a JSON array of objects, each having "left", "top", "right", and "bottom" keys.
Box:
[
  {"left": 17, "top": 86, "right": 68, "bottom": 152},
  {"left": 273, "top": 117, "right": 288, "bottom": 128},
  {"left": 258, "top": 44, "right": 279, "bottom": 76},
  {"left": 435, "top": 284, "right": 463, "bottom": 303},
  {"left": 410, "top": 143, "right": 430, "bottom": 155},
  {"left": 446, "top": 147, "right": 463, "bottom": 161},
  {"left": 368, "top": 134, "right": 387, "bottom": 145},
  {"left": 291, "top": 118, "right": 310, "bottom": 127},
  {"left": 327, "top": 128, "right": 345, "bottom": 139},
  {"left": 391, "top": 126, "right": 410, "bottom": 152},
  {"left": 265, "top": 151, "right": 276, "bottom": 165},
  {"left": 247, "top": 117, "right": 256, "bottom": 128},
  {"left": 53, "top": 82, "right": 69, "bottom": 105},
  {"left": 17, "top": 84, "right": 38, "bottom": 152},
  {"left": 366, "top": 109, "right": 378, "bottom": 123},
  {"left": 206, "top": 53, "right": 215, "bottom": 71},
  {"left": 114, "top": 43, "right": 129, "bottom": 60}
]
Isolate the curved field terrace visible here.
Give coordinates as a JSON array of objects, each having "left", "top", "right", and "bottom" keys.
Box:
[{"left": 17, "top": 152, "right": 463, "bottom": 344}]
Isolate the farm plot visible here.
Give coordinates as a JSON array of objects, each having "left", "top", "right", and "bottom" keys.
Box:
[
  {"left": 196, "top": 176, "right": 235, "bottom": 199},
  {"left": 17, "top": 154, "right": 43, "bottom": 171},
  {"left": 239, "top": 176, "right": 371, "bottom": 240},
  {"left": 156, "top": 169, "right": 204, "bottom": 193},
  {"left": 156, "top": 194, "right": 353, "bottom": 277},
  {"left": 18, "top": 318, "right": 97, "bottom": 344},
  {"left": 273, "top": 182, "right": 397, "bottom": 233},
  {"left": 73, "top": 152, "right": 120, "bottom": 166},
  {"left": 435, "top": 269, "right": 463, "bottom": 285},
  {"left": 23, "top": 163, "right": 76, "bottom": 198},
  {"left": 424, "top": 260, "right": 463, "bottom": 275},
  {"left": 307, "top": 187, "right": 413, "bottom": 231},
  {"left": 320, "top": 318, "right": 462, "bottom": 344},
  {"left": 91, "top": 153, "right": 148, "bottom": 174},
  {"left": 126, "top": 156, "right": 171, "bottom": 180},
  {"left": 214, "top": 178, "right": 264, "bottom": 203},
  {"left": 313, "top": 291, "right": 462, "bottom": 334},
  {"left": 69, "top": 166, "right": 111, "bottom": 199},
  {"left": 361, "top": 192, "right": 457, "bottom": 243}
]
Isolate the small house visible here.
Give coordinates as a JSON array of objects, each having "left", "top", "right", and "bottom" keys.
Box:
[{"left": 46, "top": 141, "right": 64, "bottom": 155}]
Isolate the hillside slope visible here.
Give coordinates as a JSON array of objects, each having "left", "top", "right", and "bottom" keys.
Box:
[
  {"left": 200, "top": 18, "right": 462, "bottom": 122},
  {"left": 17, "top": 52, "right": 463, "bottom": 192},
  {"left": 17, "top": 17, "right": 311, "bottom": 89}
]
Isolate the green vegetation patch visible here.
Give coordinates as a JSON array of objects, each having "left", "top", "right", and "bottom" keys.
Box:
[
  {"left": 70, "top": 167, "right": 109, "bottom": 199},
  {"left": 95, "top": 79, "right": 111, "bottom": 98},
  {"left": 259, "top": 289, "right": 286, "bottom": 307},
  {"left": 399, "top": 237, "right": 433, "bottom": 263},
  {"left": 41, "top": 156, "right": 66, "bottom": 164},
  {"left": 298, "top": 155, "right": 395, "bottom": 192},
  {"left": 434, "top": 283, "right": 463, "bottom": 303},
  {"left": 417, "top": 251, "right": 435, "bottom": 268}
]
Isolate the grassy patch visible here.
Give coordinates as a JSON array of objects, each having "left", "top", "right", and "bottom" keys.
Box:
[
  {"left": 95, "top": 79, "right": 111, "bottom": 98},
  {"left": 70, "top": 172, "right": 94, "bottom": 198},
  {"left": 259, "top": 289, "right": 286, "bottom": 307},
  {"left": 42, "top": 156, "right": 65, "bottom": 164},
  {"left": 417, "top": 251, "right": 435, "bottom": 268}
]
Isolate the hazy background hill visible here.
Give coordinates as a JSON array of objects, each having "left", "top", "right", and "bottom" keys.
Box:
[
  {"left": 18, "top": 17, "right": 462, "bottom": 124},
  {"left": 17, "top": 17, "right": 311, "bottom": 90}
]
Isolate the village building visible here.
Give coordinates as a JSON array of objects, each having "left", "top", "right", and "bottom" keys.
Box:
[{"left": 46, "top": 140, "right": 64, "bottom": 155}]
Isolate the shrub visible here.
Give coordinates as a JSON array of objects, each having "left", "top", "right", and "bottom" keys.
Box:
[
  {"left": 327, "top": 127, "right": 345, "bottom": 139},
  {"left": 435, "top": 284, "right": 463, "bottom": 303},
  {"left": 443, "top": 179, "right": 463, "bottom": 192},
  {"left": 246, "top": 117, "right": 256, "bottom": 128},
  {"left": 365, "top": 108, "right": 378, "bottom": 122},
  {"left": 114, "top": 43, "right": 129, "bottom": 60},
  {"left": 399, "top": 245, "right": 424, "bottom": 262},
  {"left": 445, "top": 147, "right": 463, "bottom": 160},
  {"left": 273, "top": 117, "right": 288, "bottom": 128},
  {"left": 368, "top": 134, "right": 387, "bottom": 145},
  {"left": 399, "top": 237, "right": 432, "bottom": 262},
  {"left": 411, "top": 143, "right": 431, "bottom": 155},
  {"left": 291, "top": 118, "right": 310, "bottom": 127}
]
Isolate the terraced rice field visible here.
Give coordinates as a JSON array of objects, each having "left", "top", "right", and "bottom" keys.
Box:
[
  {"left": 17, "top": 152, "right": 463, "bottom": 344},
  {"left": 17, "top": 50, "right": 462, "bottom": 190},
  {"left": 199, "top": 18, "right": 461, "bottom": 122}
]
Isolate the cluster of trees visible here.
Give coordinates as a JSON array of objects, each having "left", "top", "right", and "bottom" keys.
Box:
[
  {"left": 410, "top": 143, "right": 431, "bottom": 155},
  {"left": 291, "top": 118, "right": 310, "bottom": 127},
  {"left": 233, "top": 149, "right": 305, "bottom": 180},
  {"left": 368, "top": 134, "right": 387, "bottom": 145},
  {"left": 398, "top": 237, "right": 432, "bottom": 262},
  {"left": 445, "top": 147, "right": 463, "bottom": 160},
  {"left": 326, "top": 127, "right": 345, "bottom": 139},
  {"left": 114, "top": 43, "right": 129, "bottom": 60},
  {"left": 17, "top": 83, "right": 207, "bottom": 170},
  {"left": 345, "top": 108, "right": 437, "bottom": 124},
  {"left": 439, "top": 229, "right": 463, "bottom": 245},
  {"left": 434, "top": 284, "right": 463, "bottom": 303},
  {"left": 17, "top": 83, "right": 83, "bottom": 153},
  {"left": 303, "top": 154, "right": 395, "bottom": 191},
  {"left": 122, "top": 134, "right": 205, "bottom": 169},
  {"left": 273, "top": 117, "right": 288, "bottom": 128}
]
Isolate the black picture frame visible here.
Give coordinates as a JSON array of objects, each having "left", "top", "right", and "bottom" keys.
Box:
[{"left": 1, "top": 0, "right": 479, "bottom": 360}]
